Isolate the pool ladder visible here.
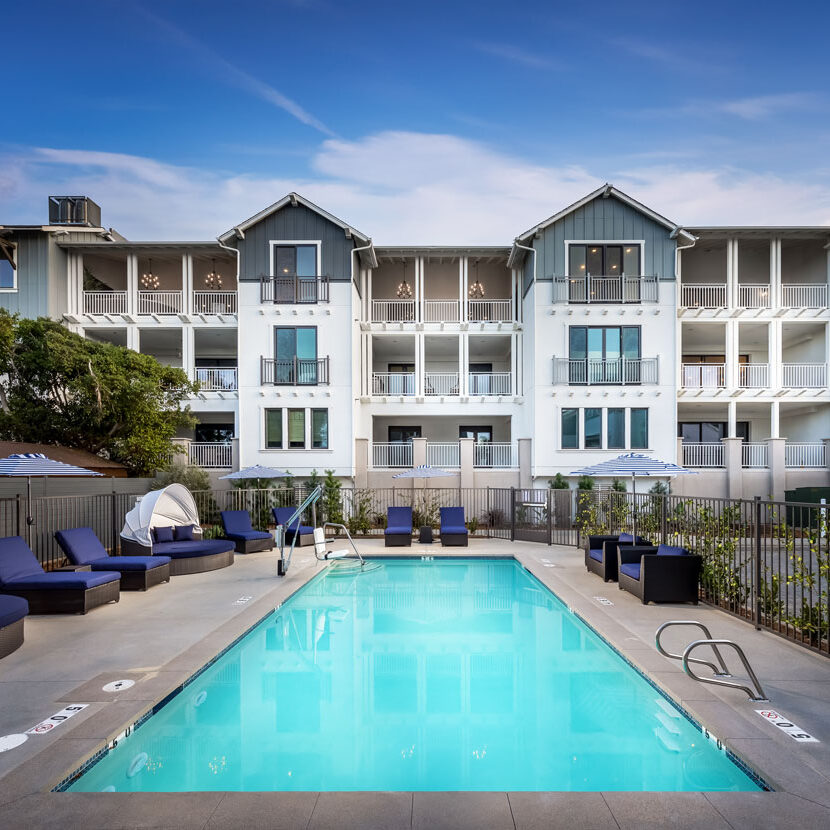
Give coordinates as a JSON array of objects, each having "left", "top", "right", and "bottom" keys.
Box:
[{"left": 655, "top": 621, "right": 768, "bottom": 702}]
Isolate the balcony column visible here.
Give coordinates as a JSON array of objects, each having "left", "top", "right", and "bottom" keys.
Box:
[
  {"left": 768, "top": 320, "right": 780, "bottom": 389},
  {"left": 510, "top": 332, "right": 517, "bottom": 395},
  {"left": 459, "top": 437, "right": 474, "bottom": 489},
  {"left": 365, "top": 334, "right": 373, "bottom": 397},
  {"left": 459, "top": 332, "right": 467, "bottom": 396},
  {"left": 127, "top": 254, "right": 138, "bottom": 316},
  {"left": 183, "top": 254, "right": 193, "bottom": 315},
  {"left": 770, "top": 400, "right": 780, "bottom": 439},
  {"left": 770, "top": 239, "right": 782, "bottom": 308},
  {"left": 182, "top": 326, "right": 195, "bottom": 382},
  {"left": 459, "top": 257, "right": 467, "bottom": 323},
  {"left": 676, "top": 436, "right": 685, "bottom": 467},
  {"left": 231, "top": 437, "right": 240, "bottom": 473},
  {"left": 415, "top": 256, "right": 423, "bottom": 323},
  {"left": 126, "top": 325, "right": 139, "bottom": 353},
  {"left": 727, "top": 399, "right": 737, "bottom": 438},
  {"left": 518, "top": 438, "right": 532, "bottom": 488},
  {"left": 726, "top": 239, "right": 737, "bottom": 308},
  {"left": 171, "top": 437, "right": 191, "bottom": 467},
  {"left": 723, "top": 437, "right": 743, "bottom": 500},
  {"left": 366, "top": 267, "right": 373, "bottom": 322},
  {"left": 767, "top": 436, "right": 787, "bottom": 502},
  {"left": 725, "top": 319, "right": 737, "bottom": 389},
  {"left": 415, "top": 334, "right": 424, "bottom": 397},
  {"left": 354, "top": 438, "right": 369, "bottom": 488}
]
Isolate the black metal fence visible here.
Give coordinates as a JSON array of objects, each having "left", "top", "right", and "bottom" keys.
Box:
[{"left": 577, "top": 490, "right": 830, "bottom": 656}]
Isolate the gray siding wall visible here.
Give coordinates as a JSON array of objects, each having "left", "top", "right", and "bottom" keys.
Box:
[
  {"left": 237, "top": 203, "right": 356, "bottom": 280},
  {"left": 0, "top": 232, "right": 52, "bottom": 318},
  {"left": 532, "top": 196, "right": 677, "bottom": 282}
]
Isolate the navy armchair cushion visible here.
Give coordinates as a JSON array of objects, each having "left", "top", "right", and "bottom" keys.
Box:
[
  {"left": 54, "top": 527, "right": 109, "bottom": 566},
  {"left": 152, "top": 526, "right": 175, "bottom": 543},
  {"left": 174, "top": 524, "right": 195, "bottom": 541},
  {"left": 657, "top": 544, "right": 688, "bottom": 556},
  {"left": 440, "top": 507, "right": 467, "bottom": 535},
  {"left": 385, "top": 507, "right": 413, "bottom": 535},
  {"left": 588, "top": 548, "right": 603, "bottom": 563},
  {"left": 620, "top": 563, "right": 641, "bottom": 581}
]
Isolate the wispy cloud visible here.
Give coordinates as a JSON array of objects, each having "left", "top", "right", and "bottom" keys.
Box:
[
  {"left": 472, "top": 41, "right": 560, "bottom": 71},
  {"left": 609, "top": 38, "right": 725, "bottom": 76},
  {"left": 714, "top": 92, "right": 824, "bottom": 120},
  {"left": 133, "top": 5, "right": 336, "bottom": 137}
]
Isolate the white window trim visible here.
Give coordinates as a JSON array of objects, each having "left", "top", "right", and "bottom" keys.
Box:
[
  {"left": 564, "top": 240, "right": 645, "bottom": 276},
  {"left": 268, "top": 240, "right": 322, "bottom": 278},
  {"left": 0, "top": 242, "right": 18, "bottom": 292},
  {"left": 260, "top": 405, "right": 330, "bottom": 451},
  {"left": 559, "top": 405, "right": 651, "bottom": 451}
]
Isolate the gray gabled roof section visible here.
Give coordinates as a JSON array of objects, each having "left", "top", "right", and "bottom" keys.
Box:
[{"left": 508, "top": 183, "right": 696, "bottom": 268}]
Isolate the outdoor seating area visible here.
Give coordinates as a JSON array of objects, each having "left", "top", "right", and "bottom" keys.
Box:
[
  {"left": 617, "top": 543, "right": 701, "bottom": 605},
  {"left": 585, "top": 532, "right": 650, "bottom": 582},
  {"left": 439, "top": 506, "right": 468, "bottom": 546},
  {"left": 220, "top": 510, "right": 274, "bottom": 553},
  {"left": 384, "top": 506, "right": 413, "bottom": 546}
]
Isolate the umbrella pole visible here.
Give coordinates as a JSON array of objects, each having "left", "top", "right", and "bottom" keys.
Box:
[
  {"left": 631, "top": 474, "right": 636, "bottom": 539},
  {"left": 26, "top": 476, "right": 32, "bottom": 546}
]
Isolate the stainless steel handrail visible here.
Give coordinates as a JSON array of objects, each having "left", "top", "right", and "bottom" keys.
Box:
[
  {"left": 655, "top": 620, "right": 731, "bottom": 676},
  {"left": 277, "top": 485, "right": 322, "bottom": 576},
  {"left": 682, "top": 640, "right": 768, "bottom": 702},
  {"left": 320, "top": 523, "right": 365, "bottom": 565}
]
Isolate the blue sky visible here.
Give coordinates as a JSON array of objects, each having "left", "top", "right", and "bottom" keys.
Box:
[{"left": 2, "top": 0, "right": 829, "bottom": 241}]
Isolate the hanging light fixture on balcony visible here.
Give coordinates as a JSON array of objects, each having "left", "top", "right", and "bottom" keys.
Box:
[
  {"left": 204, "top": 259, "right": 223, "bottom": 289},
  {"left": 468, "top": 259, "right": 485, "bottom": 299},
  {"left": 140, "top": 258, "right": 160, "bottom": 290},
  {"left": 396, "top": 260, "right": 413, "bottom": 299}
]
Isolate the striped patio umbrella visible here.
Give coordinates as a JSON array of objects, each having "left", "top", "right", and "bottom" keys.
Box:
[
  {"left": 219, "top": 465, "right": 290, "bottom": 480},
  {"left": 391, "top": 465, "right": 456, "bottom": 479}
]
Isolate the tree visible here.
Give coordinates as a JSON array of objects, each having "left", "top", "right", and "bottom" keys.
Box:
[{"left": 0, "top": 311, "right": 197, "bottom": 476}]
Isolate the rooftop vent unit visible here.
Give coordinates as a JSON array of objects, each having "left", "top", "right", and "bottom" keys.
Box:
[{"left": 48, "top": 196, "right": 102, "bottom": 227}]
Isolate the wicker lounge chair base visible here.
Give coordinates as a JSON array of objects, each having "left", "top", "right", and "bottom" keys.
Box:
[
  {"left": 440, "top": 533, "right": 468, "bottom": 547},
  {"left": 3, "top": 580, "right": 121, "bottom": 615},
  {"left": 232, "top": 537, "right": 274, "bottom": 554},
  {"left": 169, "top": 549, "right": 234, "bottom": 576},
  {"left": 119, "top": 562, "right": 171, "bottom": 591},
  {"left": 384, "top": 533, "right": 412, "bottom": 547},
  {"left": 0, "top": 617, "right": 24, "bottom": 658}
]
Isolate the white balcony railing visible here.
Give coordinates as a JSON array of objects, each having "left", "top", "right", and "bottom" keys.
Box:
[
  {"left": 467, "top": 299, "right": 512, "bottom": 321},
  {"left": 682, "top": 363, "right": 726, "bottom": 388},
  {"left": 738, "top": 284, "right": 771, "bottom": 308},
  {"left": 682, "top": 442, "right": 725, "bottom": 468},
  {"left": 83, "top": 291, "right": 128, "bottom": 315},
  {"left": 195, "top": 367, "right": 238, "bottom": 392},
  {"left": 782, "top": 363, "right": 827, "bottom": 388},
  {"left": 372, "top": 442, "right": 413, "bottom": 468},
  {"left": 556, "top": 275, "right": 658, "bottom": 304},
  {"left": 192, "top": 291, "right": 237, "bottom": 314},
  {"left": 738, "top": 363, "right": 770, "bottom": 388},
  {"left": 785, "top": 443, "right": 826, "bottom": 468},
  {"left": 189, "top": 442, "right": 232, "bottom": 468},
  {"left": 371, "top": 299, "right": 416, "bottom": 322},
  {"left": 424, "top": 372, "right": 460, "bottom": 396},
  {"left": 427, "top": 442, "right": 461, "bottom": 468},
  {"left": 138, "top": 290, "right": 183, "bottom": 315},
  {"left": 468, "top": 372, "right": 512, "bottom": 395},
  {"left": 681, "top": 283, "right": 727, "bottom": 308},
  {"left": 555, "top": 357, "right": 658, "bottom": 385},
  {"left": 782, "top": 284, "right": 829, "bottom": 308},
  {"left": 742, "top": 443, "right": 769, "bottom": 468},
  {"left": 474, "top": 442, "right": 513, "bottom": 468},
  {"left": 372, "top": 373, "right": 415, "bottom": 395},
  {"left": 423, "top": 299, "right": 460, "bottom": 323}
]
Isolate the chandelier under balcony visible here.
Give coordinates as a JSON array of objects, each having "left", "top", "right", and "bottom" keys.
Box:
[
  {"left": 140, "top": 259, "right": 160, "bottom": 290},
  {"left": 468, "top": 259, "right": 485, "bottom": 298},
  {"left": 204, "top": 259, "right": 223, "bottom": 289},
  {"left": 396, "top": 260, "right": 412, "bottom": 299}
]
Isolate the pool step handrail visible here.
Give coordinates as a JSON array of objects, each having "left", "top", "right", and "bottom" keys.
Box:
[
  {"left": 655, "top": 621, "right": 731, "bottom": 677},
  {"left": 682, "top": 640, "right": 769, "bottom": 702},
  {"left": 315, "top": 523, "right": 365, "bottom": 565},
  {"left": 277, "top": 485, "right": 322, "bottom": 576}
]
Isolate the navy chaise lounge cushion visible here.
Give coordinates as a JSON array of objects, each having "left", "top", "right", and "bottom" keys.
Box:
[
  {"left": 439, "top": 507, "right": 468, "bottom": 534},
  {"left": 0, "top": 594, "right": 29, "bottom": 628},
  {"left": 385, "top": 506, "right": 413, "bottom": 535},
  {"left": 55, "top": 527, "right": 171, "bottom": 573},
  {"left": 272, "top": 508, "right": 313, "bottom": 535},
  {"left": 152, "top": 539, "right": 235, "bottom": 559},
  {"left": 220, "top": 511, "right": 272, "bottom": 542}
]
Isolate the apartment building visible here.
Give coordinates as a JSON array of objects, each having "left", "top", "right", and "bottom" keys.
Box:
[{"left": 1, "top": 188, "right": 827, "bottom": 498}]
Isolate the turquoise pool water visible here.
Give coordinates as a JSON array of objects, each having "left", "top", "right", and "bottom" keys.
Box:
[{"left": 68, "top": 559, "right": 761, "bottom": 792}]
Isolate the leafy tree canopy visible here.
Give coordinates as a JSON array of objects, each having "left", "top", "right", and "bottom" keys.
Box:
[{"left": 0, "top": 311, "right": 197, "bottom": 476}]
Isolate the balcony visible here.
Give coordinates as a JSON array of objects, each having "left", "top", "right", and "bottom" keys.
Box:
[
  {"left": 682, "top": 363, "right": 725, "bottom": 389},
  {"left": 423, "top": 300, "right": 461, "bottom": 323},
  {"left": 195, "top": 367, "right": 238, "bottom": 392},
  {"left": 370, "top": 372, "right": 512, "bottom": 397},
  {"left": 426, "top": 442, "right": 461, "bottom": 468},
  {"left": 474, "top": 442, "right": 514, "bottom": 468},
  {"left": 372, "top": 442, "right": 413, "bottom": 468},
  {"left": 738, "top": 284, "right": 771, "bottom": 308},
  {"left": 369, "top": 298, "right": 514, "bottom": 323},
  {"left": 260, "top": 275, "right": 329, "bottom": 304},
  {"left": 681, "top": 284, "right": 727, "bottom": 309},
  {"left": 785, "top": 443, "right": 826, "bottom": 468},
  {"left": 468, "top": 372, "right": 511, "bottom": 395},
  {"left": 741, "top": 443, "right": 769, "bottom": 468},
  {"left": 553, "top": 357, "right": 658, "bottom": 385},
  {"left": 738, "top": 363, "right": 769, "bottom": 389},
  {"left": 424, "top": 372, "right": 459, "bottom": 396},
  {"left": 260, "top": 357, "right": 330, "bottom": 386},
  {"left": 553, "top": 275, "right": 658, "bottom": 304},
  {"left": 782, "top": 363, "right": 827, "bottom": 388},
  {"left": 138, "top": 291, "right": 183, "bottom": 315},
  {"left": 782, "top": 284, "right": 829, "bottom": 309},
  {"left": 83, "top": 291, "right": 128, "bottom": 315},
  {"left": 468, "top": 300, "right": 512, "bottom": 321},
  {"left": 370, "top": 441, "right": 515, "bottom": 469},
  {"left": 189, "top": 442, "right": 232, "bottom": 468},
  {"left": 682, "top": 442, "right": 724, "bottom": 468},
  {"left": 193, "top": 291, "right": 237, "bottom": 314},
  {"left": 372, "top": 372, "right": 415, "bottom": 396}
]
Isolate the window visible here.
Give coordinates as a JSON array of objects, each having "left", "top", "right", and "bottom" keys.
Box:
[
  {"left": 275, "top": 327, "right": 318, "bottom": 384},
  {"left": 584, "top": 408, "right": 602, "bottom": 448},
  {"left": 273, "top": 245, "right": 317, "bottom": 278},
  {"left": 311, "top": 410, "right": 328, "bottom": 449},
  {"left": 459, "top": 426, "right": 492, "bottom": 443},
  {"left": 679, "top": 422, "right": 749, "bottom": 442},
  {"left": 265, "top": 409, "right": 283, "bottom": 448},
  {"left": 568, "top": 326, "right": 641, "bottom": 383},
  {"left": 568, "top": 244, "right": 641, "bottom": 277},
  {"left": 389, "top": 426, "right": 421, "bottom": 443},
  {"left": 0, "top": 243, "right": 15, "bottom": 291},
  {"left": 630, "top": 409, "right": 649, "bottom": 449},
  {"left": 288, "top": 409, "right": 305, "bottom": 448},
  {"left": 561, "top": 409, "right": 579, "bottom": 449},
  {"left": 194, "top": 423, "right": 234, "bottom": 443},
  {"left": 608, "top": 409, "right": 625, "bottom": 449}
]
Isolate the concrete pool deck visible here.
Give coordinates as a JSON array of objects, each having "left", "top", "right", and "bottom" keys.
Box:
[{"left": 0, "top": 538, "right": 828, "bottom": 828}]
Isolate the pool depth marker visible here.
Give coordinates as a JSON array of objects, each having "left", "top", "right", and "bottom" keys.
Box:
[{"left": 755, "top": 709, "right": 819, "bottom": 743}]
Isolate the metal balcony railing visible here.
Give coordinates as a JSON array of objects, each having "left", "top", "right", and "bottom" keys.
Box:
[
  {"left": 138, "top": 291, "right": 183, "bottom": 315},
  {"left": 474, "top": 442, "right": 514, "bottom": 468},
  {"left": 554, "top": 357, "right": 658, "bottom": 385},
  {"left": 189, "top": 442, "right": 232, "bottom": 468},
  {"left": 260, "top": 357, "right": 330, "bottom": 386},
  {"left": 192, "top": 291, "right": 237, "bottom": 314},
  {"left": 738, "top": 284, "right": 771, "bottom": 308},
  {"left": 427, "top": 442, "right": 461, "bottom": 468},
  {"left": 682, "top": 363, "right": 725, "bottom": 388},
  {"left": 781, "top": 284, "right": 829, "bottom": 308},
  {"left": 195, "top": 367, "right": 238, "bottom": 392},
  {"left": 372, "top": 372, "right": 415, "bottom": 395},
  {"left": 682, "top": 442, "right": 725, "bottom": 468},
  {"left": 259, "top": 275, "right": 329, "bottom": 304},
  {"left": 83, "top": 291, "right": 128, "bottom": 315},
  {"left": 371, "top": 299, "right": 416, "bottom": 322},
  {"left": 372, "top": 442, "right": 413, "bottom": 468},
  {"left": 468, "top": 372, "right": 511, "bottom": 395},
  {"left": 554, "top": 275, "right": 658, "bottom": 304},
  {"left": 738, "top": 363, "right": 769, "bottom": 388},
  {"left": 782, "top": 363, "right": 827, "bottom": 388},
  {"left": 785, "top": 443, "right": 826, "bottom": 468},
  {"left": 424, "top": 372, "right": 459, "bottom": 396},
  {"left": 423, "top": 299, "right": 460, "bottom": 322},
  {"left": 741, "top": 443, "right": 769, "bottom": 468},
  {"left": 681, "top": 283, "right": 727, "bottom": 308},
  {"left": 467, "top": 299, "right": 512, "bottom": 321}
]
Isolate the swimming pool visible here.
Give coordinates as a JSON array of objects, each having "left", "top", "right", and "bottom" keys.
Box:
[{"left": 67, "top": 558, "right": 762, "bottom": 792}]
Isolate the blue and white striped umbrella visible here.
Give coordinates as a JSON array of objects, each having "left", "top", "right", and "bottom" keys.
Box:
[
  {"left": 0, "top": 452, "right": 103, "bottom": 477},
  {"left": 392, "top": 465, "right": 456, "bottom": 479},
  {"left": 219, "top": 465, "right": 290, "bottom": 480},
  {"left": 571, "top": 453, "right": 695, "bottom": 480}
]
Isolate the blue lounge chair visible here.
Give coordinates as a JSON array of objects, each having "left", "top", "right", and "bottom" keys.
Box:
[
  {"left": 440, "top": 507, "right": 468, "bottom": 547},
  {"left": 385, "top": 506, "right": 412, "bottom": 547},
  {"left": 0, "top": 535, "right": 120, "bottom": 614},
  {"left": 585, "top": 532, "right": 650, "bottom": 582},
  {"left": 272, "top": 507, "right": 314, "bottom": 546},
  {"left": 0, "top": 594, "right": 27, "bottom": 658},
  {"left": 54, "top": 527, "right": 170, "bottom": 591},
  {"left": 618, "top": 543, "right": 701, "bottom": 605},
  {"left": 220, "top": 511, "right": 273, "bottom": 553}
]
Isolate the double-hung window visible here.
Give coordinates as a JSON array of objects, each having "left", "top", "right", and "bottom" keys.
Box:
[{"left": 275, "top": 327, "right": 318, "bottom": 384}]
